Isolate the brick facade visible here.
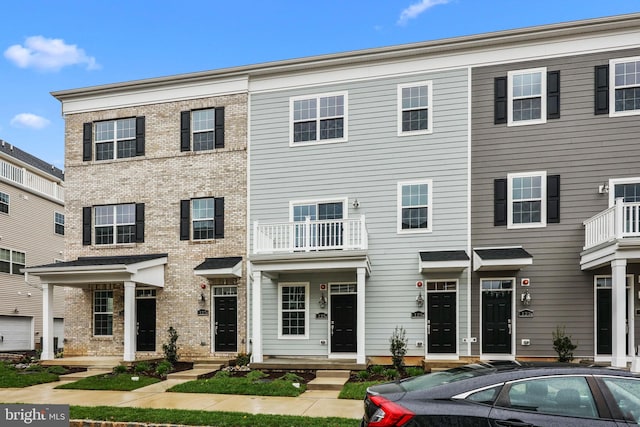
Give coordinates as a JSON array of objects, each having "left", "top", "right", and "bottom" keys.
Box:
[{"left": 63, "top": 93, "right": 248, "bottom": 359}]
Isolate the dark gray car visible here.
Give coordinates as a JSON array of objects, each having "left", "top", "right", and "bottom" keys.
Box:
[{"left": 362, "top": 361, "right": 640, "bottom": 426}]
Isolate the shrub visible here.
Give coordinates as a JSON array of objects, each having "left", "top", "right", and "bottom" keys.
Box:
[
  {"left": 278, "top": 372, "right": 303, "bottom": 383},
  {"left": 155, "top": 360, "right": 172, "bottom": 378},
  {"left": 235, "top": 352, "right": 251, "bottom": 367},
  {"left": 113, "top": 364, "right": 128, "bottom": 374},
  {"left": 370, "top": 365, "right": 385, "bottom": 376},
  {"left": 356, "top": 370, "right": 370, "bottom": 381},
  {"left": 246, "top": 370, "right": 268, "bottom": 382},
  {"left": 25, "top": 364, "right": 44, "bottom": 372},
  {"left": 134, "top": 361, "right": 152, "bottom": 374},
  {"left": 162, "top": 326, "right": 179, "bottom": 364},
  {"left": 553, "top": 325, "right": 577, "bottom": 362},
  {"left": 405, "top": 366, "right": 424, "bottom": 377},
  {"left": 384, "top": 368, "right": 399, "bottom": 380},
  {"left": 214, "top": 370, "right": 231, "bottom": 379},
  {"left": 389, "top": 326, "right": 408, "bottom": 372}
]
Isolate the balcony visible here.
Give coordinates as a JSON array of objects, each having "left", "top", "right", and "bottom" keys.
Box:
[
  {"left": 584, "top": 199, "right": 640, "bottom": 250},
  {"left": 253, "top": 216, "right": 368, "bottom": 254},
  {"left": 0, "top": 157, "right": 64, "bottom": 203}
]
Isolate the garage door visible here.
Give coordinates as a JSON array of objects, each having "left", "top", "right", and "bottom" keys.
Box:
[{"left": 0, "top": 316, "right": 33, "bottom": 351}]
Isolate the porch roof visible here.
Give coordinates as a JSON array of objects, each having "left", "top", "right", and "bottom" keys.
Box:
[
  {"left": 194, "top": 256, "right": 243, "bottom": 278},
  {"left": 22, "top": 253, "right": 168, "bottom": 287},
  {"left": 250, "top": 250, "right": 371, "bottom": 277},
  {"left": 473, "top": 247, "right": 533, "bottom": 271},
  {"left": 419, "top": 250, "right": 469, "bottom": 273}
]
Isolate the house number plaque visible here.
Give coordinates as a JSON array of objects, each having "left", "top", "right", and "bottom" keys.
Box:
[
  {"left": 197, "top": 309, "right": 209, "bottom": 316},
  {"left": 518, "top": 309, "right": 534, "bottom": 318}
]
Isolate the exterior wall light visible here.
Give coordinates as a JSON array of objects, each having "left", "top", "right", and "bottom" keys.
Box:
[
  {"left": 416, "top": 293, "right": 424, "bottom": 307},
  {"left": 521, "top": 290, "right": 532, "bottom": 305},
  {"left": 318, "top": 293, "right": 327, "bottom": 309}
]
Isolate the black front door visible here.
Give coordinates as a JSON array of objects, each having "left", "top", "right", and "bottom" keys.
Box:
[
  {"left": 482, "top": 291, "right": 512, "bottom": 354},
  {"left": 331, "top": 294, "right": 357, "bottom": 353},
  {"left": 214, "top": 296, "right": 237, "bottom": 352},
  {"left": 427, "top": 292, "right": 456, "bottom": 354},
  {"left": 136, "top": 298, "right": 156, "bottom": 351},
  {"left": 596, "top": 288, "right": 629, "bottom": 355}
]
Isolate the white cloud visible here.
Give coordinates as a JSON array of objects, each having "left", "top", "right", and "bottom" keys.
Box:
[
  {"left": 4, "top": 36, "right": 100, "bottom": 72},
  {"left": 10, "top": 113, "right": 51, "bottom": 129},
  {"left": 398, "top": 0, "right": 451, "bottom": 26}
]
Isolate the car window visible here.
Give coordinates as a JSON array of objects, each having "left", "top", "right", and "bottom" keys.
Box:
[
  {"left": 466, "top": 385, "right": 503, "bottom": 405},
  {"left": 600, "top": 377, "right": 640, "bottom": 423},
  {"left": 499, "top": 377, "right": 598, "bottom": 418}
]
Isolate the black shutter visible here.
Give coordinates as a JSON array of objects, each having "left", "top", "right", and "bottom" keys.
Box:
[
  {"left": 547, "top": 71, "right": 560, "bottom": 119},
  {"left": 135, "top": 116, "right": 145, "bottom": 156},
  {"left": 494, "top": 178, "right": 507, "bottom": 226},
  {"left": 82, "top": 207, "right": 92, "bottom": 245},
  {"left": 180, "top": 111, "right": 191, "bottom": 151},
  {"left": 214, "top": 197, "right": 225, "bottom": 239},
  {"left": 135, "top": 203, "right": 145, "bottom": 242},
  {"left": 180, "top": 200, "right": 190, "bottom": 240},
  {"left": 215, "top": 107, "right": 225, "bottom": 149},
  {"left": 547, "top": 175, "right": 560, "bottom": 224},
  {"left": 494, "top": 77, "right": 508, "bottom": 124},
  {"left": 82, "top": 123, "right": 92, "bottom": 161},
  {"left": 595, "top": 65, "right": 609, "bottom": 115}
]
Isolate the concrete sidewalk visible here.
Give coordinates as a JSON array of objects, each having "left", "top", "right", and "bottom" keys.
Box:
[{"left": 0, "top": 379, "right": 364, "bottom": 420}]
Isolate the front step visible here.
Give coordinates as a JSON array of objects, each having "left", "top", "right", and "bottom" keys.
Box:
[
  {"left": 166, "top": 363, "right": 223, "bottom": 380},
  {"left": 307, "top": 370, "right": 350, "bottom": 391}
]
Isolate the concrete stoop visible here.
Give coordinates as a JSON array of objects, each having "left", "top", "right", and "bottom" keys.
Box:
[
  {"left": 307, "top": 370, "right": 351, "bottom": 391},
  {"left": 166, "top": 363, "right": 223, "bottom": 380}
]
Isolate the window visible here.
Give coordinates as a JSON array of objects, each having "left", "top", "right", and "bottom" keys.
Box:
[
  {"left": 95, "top": 204, "right": 135, "bottom": 245},
  {"left": 54, "top": 212, "right": 65, "bottom": 235},
  {"left": 0, "top": 192, "right": 8, "bottom": 214},
  {"left": 609, "top": 178, "right": 640, "bottom": 206},
  {"left": 181, "top": 108, "right": 224, "bottom": 151},
  {"left": 291, "top": 200, "right": 345, "bottom": 249},
  {"left": 398, "top": 82, "right": 432, "bottom": 135},
  {"left": 507, "top": 68, "right": 546, "bottom": 125},
  {"left": 611, "top": 57, "right": 640, "bottom": 115},
  {"left": 398, "top": 180, "right": 432, "bottom": 233},
  {"left": 0, "top": 248, "right": 25, "bottom": 275},
  {"left": 600, "top": 377, "right": 640, "bottom": 423},
  {"left": 95, "top": 118, "right": 136, "bottom": 160},
  {"left": 507, "top": 172, "right": 546, "bottom": 228},
  {"left": 180, "top": 198, "right": 224, "bottom": 241},
  {"left": 93, "top": 290, "right": 113, "bottom": 336},
  {"left": 291, "top": 93, "right": 346, "bottom": 144},
  {"left": 278, "top": 283, "right": 308, "bottom": 338}
]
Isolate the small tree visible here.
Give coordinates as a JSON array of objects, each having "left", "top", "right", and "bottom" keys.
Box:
[
  {"left": 552, "top": 325, "right": 577, "bottom": 362},
  {"left": 389, "top": 326, "right": 408, "bottom": 373},
  {"left": 162, "top": 326, "right": 179, "bottom": 365}
]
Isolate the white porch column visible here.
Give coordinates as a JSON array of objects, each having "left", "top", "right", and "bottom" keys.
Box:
[
  {"left": 356, "top": 267, "right": 366, "bottom": 364},
  {"left": 41, "top": 283, "right": 54, "bottom": 360},
  {"left": 611, "top": 259, "right": 627, "bottom": 368},
  {"left": 251, "top": 270, "right": 263, "bottom": 363},
  {"left": 123, "top": 281, "right": 136, "bottom": 362}
]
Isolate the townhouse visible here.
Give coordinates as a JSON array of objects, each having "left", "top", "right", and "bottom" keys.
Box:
[
  {"left": 28, "top": 13, "right": 640, "bottom": 366},
  {"left": 0, "top": 141, "right": 65, "bottom": 352}
]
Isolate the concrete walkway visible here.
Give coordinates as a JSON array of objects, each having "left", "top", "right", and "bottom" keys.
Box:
[{"left": 0, "top": 378, "right": 364, "bottom": 420}]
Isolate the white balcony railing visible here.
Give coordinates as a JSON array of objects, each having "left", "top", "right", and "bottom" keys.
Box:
[
  {"left": 584, "top": 199, "right": 640, "bottom": 249},
  {"left": 0, "top": 157, "right": 64, "bottom": 202},
  {"left": 253, "top": 216, "right": 368, "bottom": 254}
]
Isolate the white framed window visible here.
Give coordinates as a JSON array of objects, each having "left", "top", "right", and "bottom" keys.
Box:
[
  {"left": 0, "top": 247, "right": 25, "bottom": 275},
  {"left": 94, "top": 118, "right": 137, "bottom": 160},
  {"left": 508, "top": 68, "right": 547, "bottom": 126},
  {"left": 93, "top": 289, "right": 113, "bottom": 336},
  {"left": 398, "top": 82, "right": 433, "bottom": 135},
  {"left": 54, "top": 212, "right": 65, "bottom": 235},
  {"left": 290, "top": 198, "right": 347, "bottom": 249},
  {"left": 192, "top": 198, "right": 215, "bottom": 240},
  {"left": 0, "top": 192, "right": 8, "bottom": 214},
  {"left": 398, "top": 180, "right": 432, "bottom": 233},
  {"left": 507, "top": 171, "right": 546, "bottom": 229},
  {"left": 94, "top": 204, "right": 136, "bottom": 245},
  {"left": 278, "top": 283, "right": 309, "bottom": 339},
  {"left": 610, "top": 56, "right": 640, "bottom": 116},
  {"left": 192, "top": 109, "right": 215, "bottom": 151},
  {"left": 290, "top": 92, "right": 347, "bottom": 145},
  {"left": 609, "top": 177, "right": 640, "bottom": 206}
]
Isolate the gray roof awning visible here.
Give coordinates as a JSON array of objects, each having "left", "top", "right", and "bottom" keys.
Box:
[
  {"left": 194, "top": 257, "right": 242, "bottom": 278},
  {"left": 419, "top": 250, "right": 469, "bottom": 273},
  {"left": 473, "top": 247, "right": 533, "bottom": 271}
]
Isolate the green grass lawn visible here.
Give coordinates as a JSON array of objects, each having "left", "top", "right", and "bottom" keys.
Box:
[
  {"left": 168, "top": 376, "right": 307, "bottom": 397},
  {"left": 56, "top": 373, "right": 160, "bottom": 391},
  {"left": 0, "top": 361, "right": 64, "bottom": 388},
  {"left": 338, "top": 381, "right": 383, "bottom": 400},
  {"left": 70, "top": 406, "right": 360, "bottom": 427}
]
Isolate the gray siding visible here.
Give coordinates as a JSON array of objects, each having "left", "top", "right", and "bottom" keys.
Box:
[
  {"left": 251, "top": 68, "right": 471, "bottom": 357},
  {"left": 471, "top": 48, "right": 640, "bottom": 358}
]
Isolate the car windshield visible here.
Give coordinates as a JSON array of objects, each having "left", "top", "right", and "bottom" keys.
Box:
[{"left": 399, "top": 363, "right": 499, "bottom": 392}]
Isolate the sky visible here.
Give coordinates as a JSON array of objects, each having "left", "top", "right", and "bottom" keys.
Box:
[{"left": 1, "top": 0, "right": 639, "bottom": 170}]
